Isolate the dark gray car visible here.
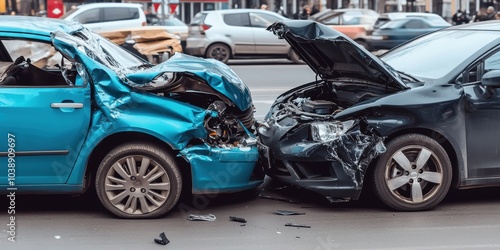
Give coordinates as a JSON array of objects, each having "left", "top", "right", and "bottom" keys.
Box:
[{"left": 259, "top": 20, "right": 500, "bottom": 211}]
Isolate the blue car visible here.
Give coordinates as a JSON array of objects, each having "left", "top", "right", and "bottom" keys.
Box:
[
  {"left": 368, "top": 16, "right": 451, "bottom": 51},
  {"left": 0, "top": 16, "right": 263, "bottom": 218}
]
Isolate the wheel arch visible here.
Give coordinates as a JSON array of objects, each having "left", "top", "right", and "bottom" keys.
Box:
[
  {"left": 84, "top": 132, "right": 192, "bottom": 194},
  {"left": 380, "top": 128, "right": 460, "bottom": 189}
]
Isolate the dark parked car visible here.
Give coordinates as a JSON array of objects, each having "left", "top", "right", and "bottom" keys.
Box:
[
  {"left": 260, "top": 20, "right": 500, "bottom": 211},
  {"left": 0, "top": 16, "right": 262, "bottom": 218},
  {"left": 368, "top": 16, "right": 450, "bottom": 51}
]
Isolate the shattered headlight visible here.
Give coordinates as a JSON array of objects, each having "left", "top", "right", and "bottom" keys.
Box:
[{"left": 311, "top": 120, "right": 355, "bottom": 142}]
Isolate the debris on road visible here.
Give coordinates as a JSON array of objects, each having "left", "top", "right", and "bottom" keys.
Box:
[
  {"left": 273, "top": 209, "right": 305, "bottom": 216},
  {"left": 229, "top": 216, "right": 247, "bottom": 223},
  {"left": 154, "top": 232, "right": 170, "bottom": 245},
  {"left": 285, "top": 223, "right": 311, "bottom": 228},
  {"left": 187, "top": 214, "right": 216, "bottom": 221}
]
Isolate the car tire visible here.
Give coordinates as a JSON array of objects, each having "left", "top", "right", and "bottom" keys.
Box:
[
  {"left": 289, "top": 49, "right": 304, "bottom": 64},
  {"left": 206, "top": 43, "right": 231, "bottom": 64},
  {"left": 373, "top": 134, "right": 452, "bottom": 211},
  {"left": 95, "top": 142, "right": 182, "bottom": 219}
]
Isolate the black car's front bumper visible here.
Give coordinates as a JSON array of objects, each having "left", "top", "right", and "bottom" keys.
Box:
[{"left": 258, "top": 120, "right": 385, "bottom": 201}]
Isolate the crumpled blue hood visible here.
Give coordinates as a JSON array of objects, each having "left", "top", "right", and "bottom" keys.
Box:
[{"left": 126, "top": 53, "right": 253, "bottom": 111}]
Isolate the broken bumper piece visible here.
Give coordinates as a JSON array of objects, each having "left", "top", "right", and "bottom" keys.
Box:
[{"left": 180, "top": 144, "right": 264, "bottom": 194}]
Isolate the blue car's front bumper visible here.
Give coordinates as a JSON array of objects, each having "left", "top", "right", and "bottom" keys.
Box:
[{"left": 180, "top": 144, "right": 263, "bottom": 194}]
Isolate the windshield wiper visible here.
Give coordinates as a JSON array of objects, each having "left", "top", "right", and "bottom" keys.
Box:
[{"left": 396, "top": 70, "right": 420, "bottom": 82}]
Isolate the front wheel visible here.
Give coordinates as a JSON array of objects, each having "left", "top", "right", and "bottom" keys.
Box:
[
  {"left": 95, "top": 142, "right": 182, "bottom": 218},
  {"left": 373, "top": 134, "right": 452, "bottom": 211},
  {"left": 205, "top": 43, "right": 231, "bottom": 64}
]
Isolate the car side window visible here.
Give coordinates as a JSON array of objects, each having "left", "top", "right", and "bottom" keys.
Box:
[
  {"left": 249, "top": 13, "right": 282, "bottom": 28},
  {"left": 103, "top": 7, "right": 139, "bottom": 22},
  {"left": 458, "top": 50, "right": 500, "bottom": 85},
  {"left": 73, "top": 9, "right": 100, "bottom": 24},
  {"left": 404, "top": 20, "right": 429, "bottom": 29},
  {"left": 0, "top": 39, "right": 82, "bottom": 87},
  {"left": 485, "top": 51, "right": 500, "bottom": 72},
  {"left": 343, "top": 16, "right": 361, "bottom": 25},
  {"left": 223, "top": 13, "right": 250, "bottom": 27}
]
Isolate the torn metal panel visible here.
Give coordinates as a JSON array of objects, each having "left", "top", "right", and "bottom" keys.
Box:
[
  {"left": 323, "top": 128, "right": 385, "bottom": 188},
  {"left": 53, "top": 30, "right": 252, "bottom": 112}
]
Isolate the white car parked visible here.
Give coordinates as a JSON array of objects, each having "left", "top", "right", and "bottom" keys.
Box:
[
  {"left": 62, "top": 3, "right": 147, "bottom": 33},
  {"left": 185, "top": 9, "right": 301, "bottom": 64}
]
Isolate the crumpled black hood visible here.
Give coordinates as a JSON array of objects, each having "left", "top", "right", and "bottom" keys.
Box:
[{"left": 267, "top": 20, "right": 407, "bottom": 91}]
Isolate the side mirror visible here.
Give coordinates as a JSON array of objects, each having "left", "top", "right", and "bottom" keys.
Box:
[{"left": 481, "top": 70, "right": 500, "bottom": 88}]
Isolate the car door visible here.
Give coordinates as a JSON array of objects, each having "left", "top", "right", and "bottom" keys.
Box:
[
  {"left": 462, "top": 49, "right": 500, "bottom": 178},
  {"left": 250, "top": 12, "right": 289, "bottom": 54},
  {"left": 0, "top": 39, "right": 92, "bottom": 185},
  {"left": 223, "top": 13, "right": 256, "bottom": 54}
]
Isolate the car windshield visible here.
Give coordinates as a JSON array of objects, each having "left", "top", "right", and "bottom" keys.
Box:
[
  {"left": 380, "top": 29, "right": 499, "bottom": 80},
  {"left": 52, "top": 27, "right": 148, "bottom": 85},
  {"left": 164, "top": 18, "right": 187, "bottom": 26},
  {"left": 60, "top": 28, "right": 146, "bottom": 68}
]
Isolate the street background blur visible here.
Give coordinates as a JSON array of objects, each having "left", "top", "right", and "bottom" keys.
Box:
[{"left": 1, "top": 0, "right": 499, "bottom": 27}]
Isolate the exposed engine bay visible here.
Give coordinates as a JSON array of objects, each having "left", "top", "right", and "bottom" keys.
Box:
[
  {"left": 141, "top": 72, "right": 255, "bottom": 148},
  {"left": 270, "top": 79, "right": 387, "bottom": 121}
]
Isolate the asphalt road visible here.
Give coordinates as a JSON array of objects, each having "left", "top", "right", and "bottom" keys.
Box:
[{"left": 2, "top": 61, "right": 500, "bottom": 249}]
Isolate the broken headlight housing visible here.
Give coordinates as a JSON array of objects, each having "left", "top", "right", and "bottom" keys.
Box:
[{"left": 311, "top": 120, "right": 355, "bottom": 142}]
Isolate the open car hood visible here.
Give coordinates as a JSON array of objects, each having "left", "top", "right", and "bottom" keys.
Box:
[{"left": 267, "top": 20, "right": 406, "bottom": 91}]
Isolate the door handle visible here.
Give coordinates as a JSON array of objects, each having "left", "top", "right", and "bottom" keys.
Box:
[{"left": 51, "top": 103, "right": 84, "bottom": 109}]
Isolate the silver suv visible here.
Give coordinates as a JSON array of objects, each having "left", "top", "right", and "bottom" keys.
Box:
[
  {"left": 62, "top": 3, "right": 147, "bottom": 33},
  {"left": 185, "top": 9, "right": 301, "bottom": 64}
]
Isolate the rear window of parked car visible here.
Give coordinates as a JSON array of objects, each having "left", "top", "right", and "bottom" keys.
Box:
[
  {"left": 103, "top": 7, "right": 140, "bottom": 22},
  {"left": 73, "top": 7, "right": 140, "bottom": 24},
  {"left": 224, "top": 13, "right": 251, "bottom": 26},
  {"left": 223, "top": 12, "right": 283, "bottom": 28}
]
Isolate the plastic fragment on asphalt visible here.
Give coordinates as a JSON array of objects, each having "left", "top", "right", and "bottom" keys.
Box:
[
  {"left": 274, "top": 209, "right": 305, "bottom": 216},
  {"left": 54, "top": 236, "right": 61, "bottom": 240},
  {"left": 229, "top": 216, "right": 247, "bottom": 223},
  {"left": 187, "top": 213, "right": 216, "bottom": 221},
  {"left": 154, "top": 232, "right": 170, "bottom": 245},
  {"left": 285, "top": 223, "right": 311, "bottom": 228}
]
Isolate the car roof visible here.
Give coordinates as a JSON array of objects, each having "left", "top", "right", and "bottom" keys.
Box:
[
  {"left": 200, "top": 9, "right": 281, "bottom": 15},
  {"left": 0, "top": 16, "right": 82, "bottom": 36},
  {"left": 381, "top": 12, "right": 442, "bottom": 19},
  {"left": 447, "top": 20, "right": 500, "bottom": 31},
  {"left": 75, "top": 2, "right": 143, "bottom": 9},
  {"left": 333, "top": 8, "right": 379, "bottom": 16}
]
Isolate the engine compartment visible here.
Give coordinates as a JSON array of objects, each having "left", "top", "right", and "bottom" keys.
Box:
[
  {"left": 143, "top": 73, "right": 255, "bottom": 148},
  {"left": 275, "top": 80, "right": 388, "bottom": 119}
]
